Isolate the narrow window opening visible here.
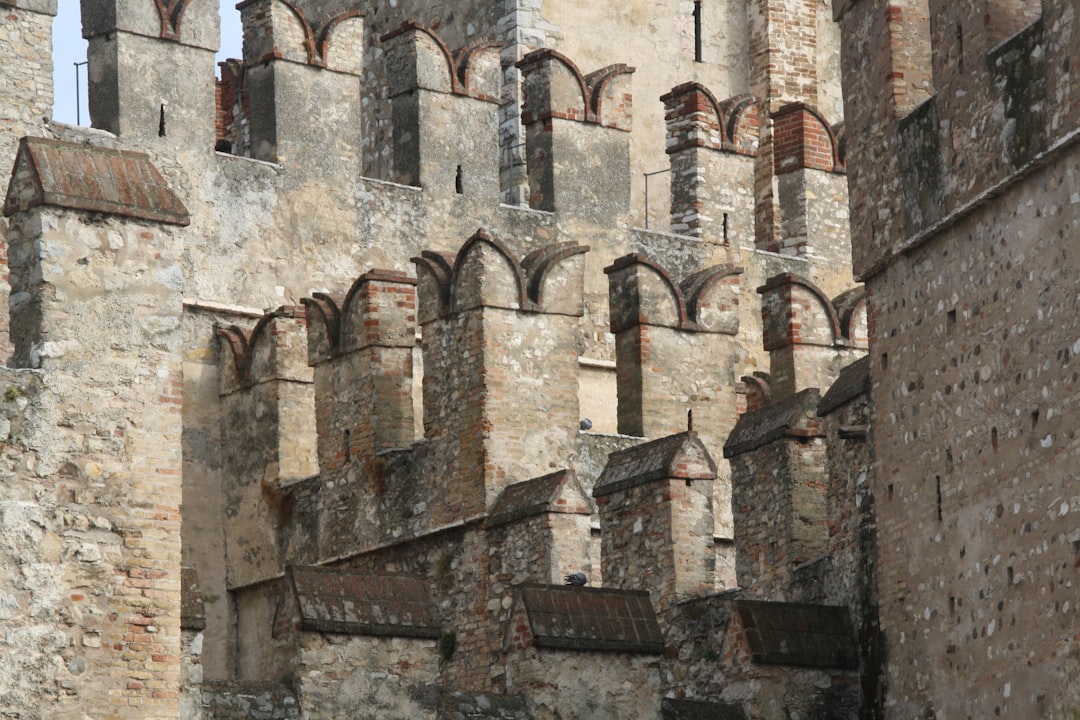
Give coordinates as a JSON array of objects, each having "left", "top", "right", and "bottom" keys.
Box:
[
  {"left": 946, "top": 309, "right": 956, "bottom": 334},
  {"left": 343, "top": 429, "right": 351, "bottom": 463},
  {"left": 455, "top": 165, "right": 463, "bottom": 194},
  {"left": 1006, "top": 566, "right": 1014, "bottom": 585},
  {"left": 722, "top": 212, "right": 729, "bottom": 243},
  {"left": 1031, "top": 409, "right": 1039, "bottom": 430},
  {"left": 693, "top": 1, "right": 703, "bottom": 63},
  {"left": 158, "top": 104, "right": 167, "bottom": 137},
  {"left": 945, "top": 447, "right": 954, "bottom": 473},
  {"left": 956, "top": 23, "right": 964, "bottom": 73},
  {"left": 935, "top": 476, "right": 943, "bottom": 521},
  {"left": 881, "top": 352, "right": 889, "bottom": 370},
  {"left": 886, "top": 483, "right": 894, "bottom": 500},
  {"left": 991, "top": 426, "right": 999, "bottom": 453}
]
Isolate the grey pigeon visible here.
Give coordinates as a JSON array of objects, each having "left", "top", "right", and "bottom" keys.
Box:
[
  {"left": 564, "top": 572, "right": 588, "bottom": 586},
  {"left": 579, "top": 418, "right": 593, "bottom": 431}
]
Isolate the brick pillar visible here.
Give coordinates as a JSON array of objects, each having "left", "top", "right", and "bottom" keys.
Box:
[
  {"left": 518, "top": 50, "right": 634, "bottom": 221},
  {"left": 770, "top": 103, "right": 850, "bottom": 259},
  {"left": 239, "top": 0, "right": 363, "bottom": 169},
  {"left": 605, "top": 254, "right": 743, "bottom": 456},
  {"left": 216, "top": 307, "right": 316, "bottom": 588},
  {"left": 3, "top": 139, "right": 188, "bottom": 720},
  {"left": 759, "top": 273, "right": 866, "bottom": 402},
  {"left": 724, "top": 388, "right": 827, "bottom": 599},
  {"left": 413, "top": 231, "right": 587, "bottom": 524},
  {"left": 662, "top": 83, "right": 759, "bottom": 244},
  {"left": 594, "top": 432, "right": 717, "bottom": 620},
  {"left": 302, "top": 270, "right": 417, "bottom": 474},
  {"left": 0, "top": 0, "right": 56, "bottom": 366}
]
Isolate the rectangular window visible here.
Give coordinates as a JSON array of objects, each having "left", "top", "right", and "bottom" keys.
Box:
[{"left": 693, "top": 1, "right": 703, "bottom": 62}]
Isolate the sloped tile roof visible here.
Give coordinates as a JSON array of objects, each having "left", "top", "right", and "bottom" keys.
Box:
[
  {"left": 593, "top": 431, "right": 716, "bottom": 497},
  {"left": 289, "top": 566, "right": 441, "bottom": 639},
  {"left": 3, "top": 137, "right": 189, "bottom": 225},
  {"left": 518, "top": 584, "right": 664, "bottom": 653},
  {"left": 723, "top": 388, "right": 823, "bottom": 457},
  {"left": 818, "top": 355, "right": 870, "bottom": 417},
  {"left": 736, "top": 599, "right": 857, "bottom": 669},
  {"left": 487, "top": 469, "right": 591, "bottom": 527}
]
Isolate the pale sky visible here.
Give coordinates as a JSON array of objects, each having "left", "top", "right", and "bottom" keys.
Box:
[{"left": 52, "top": 0, "right": 245, "bottom": 125}]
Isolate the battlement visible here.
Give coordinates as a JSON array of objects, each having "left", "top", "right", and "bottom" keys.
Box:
[
  {"left": 517, "top": 50, "right": 635, "bottom": 217},
  {"left": 837, "top": 0, "right": 1079, "bottom": 279},
  {"left": 758, "top": 272, "right": 867, "bottom": 401},
  {"left": 663, "top": 83, "right": 760, "bottom": 157},
  {"left": 605, "top": 253, "right": 742, "bottom": 456},
  {"left": 236, "top": 0, "right": 363, "bottom": 70},
  {"left": 772, "top": 102, "right": 844, "bottom": 175}
]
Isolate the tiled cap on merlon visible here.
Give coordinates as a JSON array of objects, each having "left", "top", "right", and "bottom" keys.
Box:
[
  {"left": 735, "top": 599, "right": 857, "bottom": 669},
  {"left": 486, "top": 469, "right": 592, "bottom": 528},
  {"left": 506, "top": 584, "right": 664, "bottom": 654},
  {"left": 277, "top": 565, "right": 441, "bottom": 639},
  {"left": 723, "top": 388, "right": 823, "bottom": 458},
  {"left": 3, "top": 137, "right": 189, "bottom": 225},
  {"left": 593, "top": 431, "right": 717, "bottom": 498}
]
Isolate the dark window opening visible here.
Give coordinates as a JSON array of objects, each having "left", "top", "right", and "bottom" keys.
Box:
[
  {"left": 693, "top": 2, "right": 703, "bottom": 63},
  {"left": 455, "top": 165, "right": 464, "bottom": 194},
  {"left": 158, "top": 104, "right": 167, "bottom": 137}
]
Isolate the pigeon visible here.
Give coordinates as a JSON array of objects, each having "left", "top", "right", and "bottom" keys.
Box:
[
  {"left": 579, "top": 418, "right": 593, "bottom": 431},
  {"left": 564, "top": 572, "right": 588, "bottom": 586}
]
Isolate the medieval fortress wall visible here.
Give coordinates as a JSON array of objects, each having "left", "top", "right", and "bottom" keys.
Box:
[{"left": 0, "top": 0, "right": 1073, "bottom": 718}]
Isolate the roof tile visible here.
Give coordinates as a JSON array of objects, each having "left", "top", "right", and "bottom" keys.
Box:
[{"left": 3, "top": 137, "right": 190, "bottom": 225}]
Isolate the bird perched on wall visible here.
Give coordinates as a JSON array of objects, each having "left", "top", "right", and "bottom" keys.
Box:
[
  {"left": 564, "top": 572, "right": 588, "bottom": 586},
  {"left": 579, "top": 418, "right": 592, "bottom": 430}
]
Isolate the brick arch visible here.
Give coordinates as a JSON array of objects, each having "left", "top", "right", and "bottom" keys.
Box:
[
  {"left": 156, "top": 0, "right": 187, "bottom": 39},
  {"left": 316, "top": 11, "right": 365, "bottom": 70},
  {"left": 586, "top": 64, "right": 635, "bottom": 128},
  {"left": 522, "top": 49, "right": 591, "bottom": 121},
  {"left": 832, "top": 286, "right": 867, "bottom": 347},
  {"left": 521, "top": 242, "right": 590, "bottom": 309},
  {"left": 681, "top": 264, "right": 743, "bottom": 331},
  {"left": 772, "top": 102, "right": 844, "bottom": 173},
  {"left": 411, "top": 250, "right": 456, "bottom": 321},
  {"left": 608, "top": 254, "right": 690, "bottom": 330},
  {"left": 723, "top": 95, "right": 761, "bottom": 155},
  {"left": 451, "top": 228, "right": 529, "bottom": 313},
  {"left": 740, "top": 373, "right": 772, "bottom": 412},
  {"left": 664, "top": 82, "right": 727, "bottom": 148},
  {"left": 382, "top": 21, "right": 457, "bottom": 93},
  {"left": 454, "top": 39, "right": 502, "bottom": 100},
  {"left": 832, "top": 121, "right": 846, "bottom": 167},
  {"left": 216, "top": 325, "right": 254, "bottom": 387},
  {"left": 300, "top": 293, "right": 345, "bottom": 357},
  {"left": 760, "top": 273, "right": 845, "bottom": 346}
]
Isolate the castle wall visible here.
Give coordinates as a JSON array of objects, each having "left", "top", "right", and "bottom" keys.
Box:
[
  {"left": 504, "top": 648, "right": 661, "bottom": 720},
  {"left": 1, "top": 206, "right": 185, "bottom": 719},
  {"left": 0, "top": 0, "right": 56, "bottom": 365},
  {"left": 863, "top": 141, "right": 1080, "bottom": 719},
  {"left": 836, "top": 0, "right": 1080, "bottom": 715}
]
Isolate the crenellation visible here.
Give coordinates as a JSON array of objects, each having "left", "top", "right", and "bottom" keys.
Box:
[
  {"left": 758, "top": 272, "right": 866, "bottom": 401},
  {"left": 518, "top": 49, "right": 634, "bottom": 219},
  {"left": 0, "top": 0, "right": 916, "bottom": 716},
  {"left": 663, "top": 83, "right": 759, "bottom": 243}
]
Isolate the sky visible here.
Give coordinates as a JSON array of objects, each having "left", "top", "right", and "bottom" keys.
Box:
[{"left": 51, "top": 0, "right": 245, "bottom": 125}]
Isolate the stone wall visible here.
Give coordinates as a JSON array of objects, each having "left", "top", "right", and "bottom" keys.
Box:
[
  {"left": 836, "top": 0, "right": 1080, "bottom": 716},
  {"left": 861, "top": 142, "right": 1080, "bottom": 718},
  {"left": 1, "top": 203, "right": 186, "bottom": 719}
]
